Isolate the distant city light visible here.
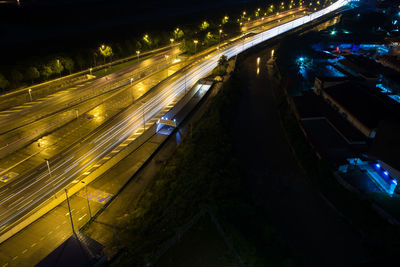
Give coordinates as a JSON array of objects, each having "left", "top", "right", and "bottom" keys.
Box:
[{"left": 330, "top": 30, "right": 336, "bottom": 35}]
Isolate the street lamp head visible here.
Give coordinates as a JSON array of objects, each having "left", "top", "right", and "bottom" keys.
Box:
[
  {"left": 136, "top": 50, "right": 140, "bottom": 54},
  {"left": 194, "top": 40, "right": 198, "bottom": 44},
  {"left": 170, "top": 38, "right": 174, "bottom": 43},
  {"left": 101, "top": 44, "right": 105, "bottom": 50}
]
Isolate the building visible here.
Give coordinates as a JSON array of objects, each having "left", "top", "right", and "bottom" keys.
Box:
[{"left": 314, "top": 81, "right": 400, "bottom": 138}]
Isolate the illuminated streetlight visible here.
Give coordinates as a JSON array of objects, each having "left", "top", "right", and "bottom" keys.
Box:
[
  {"left": 75, "top": 109, "right": 82, "bottom": 139},
  {"left": 28, "top": 88, "right": 32, "bottom": 102},
  {"left": 136, "top": 50, "right": 140, "bottom": 62},
  {"left": 170, "top": 38, "right": 175, "bottom": 45},
  {"left": 64, "top": 189, "right": 75, "bottom": 234},
  {"left": 219, "top": 29, "right": 223, "bottom": 48},
  {"left": 193, "top": 40, "right": 198, "bottom": 54},
  {"left": 81, "top": 181, "right": 92, "bottom": 220},
  {"left": 45, "top": 159, "right": 57, "bottom": 199}
]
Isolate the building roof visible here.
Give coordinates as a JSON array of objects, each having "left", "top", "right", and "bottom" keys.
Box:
[
  {"left": 324, "top": 82, "right": 400, "bottom": 130},
  {"left": 369, "top": 120, "right": 400, "bottom": 173},
  {"left": 293, "top": 91, "right": 367, "bottom": 144},
  {"left": 301, "top": 118, "right": 357, "bottom": 163},
  {"left": 36, "top": 232, "right": 105, "bottom": 267},
  {"left": 316, "top": 76, "right": 351, "bottom": 83}
]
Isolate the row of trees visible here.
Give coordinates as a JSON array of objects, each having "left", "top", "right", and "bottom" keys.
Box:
[
  {"left": 0, "top": 57, "right": 74, "bottom": 91},
  {"left": 0, "top": 0, "right": 326, "bottom": 92}
]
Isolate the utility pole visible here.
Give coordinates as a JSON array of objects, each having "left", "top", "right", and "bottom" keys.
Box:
[
  {"left": 136, "top": 50, "right": 140, "bottom": 62},
  {"left": 81, "top": 181, "right": 92, "bottom": 220},
  {"left": 219, "top": 29, "right": 223, "bottom": 49},
  {"left": 28, "top": 89, "right": 32, "bottom": 102},
  {"left": 184, "top": 71, "right": 187, "bottom": 94},
  {"left": 142, "top": 101, "right": 146, "bottom": 131},
  {"left": 65, "top": 189, "right": 75, "bottom": 235},
  {"left": 75, "top": 109, "right": 82, "bottom": 139},
  {"left": 45, "top": 159, "right": 57, "bottom": 199}
]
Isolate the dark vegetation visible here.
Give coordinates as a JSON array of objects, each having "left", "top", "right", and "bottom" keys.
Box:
[
  {"left": 0, "top": 0, "right": 318, "bottom": 92},
  {"left": 0, "top": 0, "right": 261, "bottom": 91},
  {"left": 110, "top": 62, "right": 299, "bottom": 266}
]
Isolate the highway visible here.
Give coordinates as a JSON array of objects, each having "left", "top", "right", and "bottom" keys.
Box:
[
  {"left": 0, "top": 0, "right": 349, "bottom": 245},
  {"left": 0, "top": 8, "right": 303, "bottom": 181},
  {"left": 0, "top": 46, "right": 182, "bottom": 159}
]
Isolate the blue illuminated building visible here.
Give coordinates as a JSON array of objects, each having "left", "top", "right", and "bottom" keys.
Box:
[{"left": 345, "top": 158, "right": 398, "bottom": 195}]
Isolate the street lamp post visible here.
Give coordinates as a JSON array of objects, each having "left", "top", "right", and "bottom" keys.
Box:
[
  {"left": 28, "top": 88, "right": 32, "bottom": 102},
  {"left": 193, "top": 40, "right": 198, "bottom": 55},
  {"left": 218, "top": 29, "right": 223, "bottom": 48},
  {"left": 136, "top": 50, "right": 140, "bottom": 62},
  {"left": 142, "top": 101, "right": 146, "bottom": 131},
  {"left": 45, "top": 159, "right": 52, "bottom": 179},
  {"left": 184, "top": 71, "right": 187, "bottom": 94},
  {"left": 81, "top": 181, "right": 92, "bottom": 220},
  {"left": 45, "top": 159, "right": 57, "bottom": 199},
  {"left": 65, "top": 189, "right": 75, "bottom": 235},
  {"left": 101, "top": 45, "right": 106, "bottom": 65},
  {"left": 75, "top": 109, "right": 82, "bottom": 139},
  {"left": 165, "top": 55, "right": 170, "bottom": 76}
]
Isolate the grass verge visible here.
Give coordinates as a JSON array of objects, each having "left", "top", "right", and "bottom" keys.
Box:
[{"left": 111, "top": 62, "right": 299, "bottom": 266}]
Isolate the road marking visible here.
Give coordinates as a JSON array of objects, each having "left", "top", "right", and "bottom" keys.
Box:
[
  {"left": 12, "top": 256, "right": 18, "bottom": 261},
  {"left": 56, "top": 225, "right": 60, "bottom": 230},
  {"left": 2, "top": 262, "right": 8, "bottom": 267},
  {"left": 40, "top": 236, "right": 45, "bottom": 241},
  {"left": 31, "top": 243, "right": 36, "bottom": 248},
  {"left": 78, "top": 214, "right": 87, "bottom": 221},
  {"left": 22, "top": 249, "right": 27, "bottom": 254},
  {"left": 48, "top": 231, "right": 53, "bottom": 236},
  {"left": 77, "top": 188, "right": 113, "bottom": 204},
  {"left": 0, "top": 171, "right": 19, "bottom": 183}
]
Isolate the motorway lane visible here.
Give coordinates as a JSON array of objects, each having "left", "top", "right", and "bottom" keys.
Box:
[
  {"left": 0, "top": 0, "right": 348, "bottom": 246},
  {"left": 0, "top": 11, "right": 302, "bottom": 175},
  {"left": 0, "top": 47, "right": 182, "bottom": 135},
  {"left": 0, "top": 10, "right": 302, "bottom": 162},
  {"left": 0, "top": 48, "right": 182, "bottom": 159},
  {"left": 0, "top": 46, "right": 227, "bottom": 234},
  {"left": 0, "top": 63, "right": 186, "bottom": 189}
]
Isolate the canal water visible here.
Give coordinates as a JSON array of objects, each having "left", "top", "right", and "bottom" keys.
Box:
[{"left": 231, "top": 5, "right": 387, "bottom": 265}]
